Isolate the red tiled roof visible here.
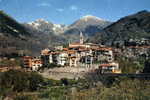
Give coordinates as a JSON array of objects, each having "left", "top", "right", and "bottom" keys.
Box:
[
  {"left": 99, "top": 63, "right": 118, "bottom": 67},
  {"left": 63, "top": 48, "right": 69, "bottom": 51},
  {"left": 67, "top": 50, "right": 76, "bottom": 54},
  {"left": 23, "top": 56, "right": 32, "bottom": 59},
  {"left": 32, "top": 59, "right": 43, "bottom": 64},
  {"left": 70, "top": 42, "right": 81, "bottom": 45}
]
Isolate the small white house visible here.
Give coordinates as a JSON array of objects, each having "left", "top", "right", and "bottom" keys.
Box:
[
  {"left": 99, "top": 62, "right": 121, "bottom": 73},
  {"left": 57, "top": 52, "right": 68, "bottom": 66},
  {"left": 31, "top": 59, "right": 43, "bottom": 71}
]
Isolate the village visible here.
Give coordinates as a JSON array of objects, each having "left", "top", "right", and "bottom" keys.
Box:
[
  {"left": 23, "top": 32, "right": 121, "bottom": 76},
  {"left": 1, "top": 32, "right": 150, "bottom": 77}
]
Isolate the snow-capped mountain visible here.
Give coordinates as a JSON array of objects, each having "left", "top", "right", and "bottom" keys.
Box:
[
  {"left": 64, "top": 15, "right": 112, "bottom": 36},
  {"left": 70, "top": 15, "right": 110, "bottom": 28},
  {"left": 28, "top": 19, "right": 51, "bottom": 29},
  {"left": 25, "top": 15, "right": 111, "bottom": 36},
  {"left": 52, "top": 24, "right": 68, "bottom": 35},
  {"left": 26, "top": 19, "right": 67, "bottom": 35}
]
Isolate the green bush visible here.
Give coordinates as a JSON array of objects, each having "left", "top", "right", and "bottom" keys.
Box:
[
  {"left": 116, "top": 56, "right": 144, "bottom": 73},
  {"left": 61, "top": 78, "right": 69, "bottom": 86},
  {"left": 0, "top": 70, "right": 44, "bottom": 95},
  {"left": 14, "top": 95, "right": 33, "bottom": 100},
  {"left": 14, "top": 94, "right": 38, "bottom": 100}
]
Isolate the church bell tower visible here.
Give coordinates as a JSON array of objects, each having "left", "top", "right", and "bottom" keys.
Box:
[{"left": 80, "top": 31, "right": 84, "bottom": 44}]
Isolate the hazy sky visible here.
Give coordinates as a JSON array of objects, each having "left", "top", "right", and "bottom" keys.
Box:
[{"left": 0, "top": 0, "right": 149, "bottom": 24}]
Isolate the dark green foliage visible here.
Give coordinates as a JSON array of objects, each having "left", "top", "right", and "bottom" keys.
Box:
[
  {"left": 143, "top": 59, "right": 150, "bottom": 73},
  {"left": 0, "top": 70, "right": 44, "bottom": 95},
  {"left": 100, "top": 78, "right": 150, "bottom": 100},
  {"left": 40, "top": 87, "right": 68, "bottom": 100},
  {"left": 14, "top": 95, "right": 33, "bottom": 100},
  {"left": 38, "top": 78, "right": 150, "bottom": 100},
  {"left": 14, "top": 93, "right": 38, "bottom": 100},
  {"left": 61, "top": 78, "right": 69, "bottom": 86},
  {"left": 0, "top": 70, "right": 28, "bottom": 92},
  {"left": 28, "top": 72, "right": 44, "bottom": 91},
  {"left": 116, "top": 56, "right": 144, "bottom": 73},
  {"left": 1, "top": 74, "right": 150, "bottom": 100}
]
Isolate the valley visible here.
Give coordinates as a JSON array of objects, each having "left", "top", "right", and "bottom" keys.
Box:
[{"left": 0, "top": 9, "right": 150, "bottom": 100}]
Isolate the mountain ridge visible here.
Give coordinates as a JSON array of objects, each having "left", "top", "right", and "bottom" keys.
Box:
[
  {"left": 24, "top": 15, "right": 111, "bottom": 43},
  {"left": 1, "top": 10, "right": 150, "bottom": 56},
  {"left": 64, "top": 15, "right": 112, "bottom": 36},
  {"left": 91, "top": 10, "right": 150, "bottom": 46}
]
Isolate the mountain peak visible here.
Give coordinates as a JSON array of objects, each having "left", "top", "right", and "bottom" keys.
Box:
[
  {"left": 35, "top": 18, "right": 49, "bottom": 23},
  {"left": 81, "top": 15, "right": 105, "bottom": 21},
  {"left": 28, "top": 18, "right": 52, "bottom": 29},
  {"left": 65, "top": 15, "right": 112, "bottom": 36},
  {"left": 137, "top": 10, "right": 149, "bottom": 14}
]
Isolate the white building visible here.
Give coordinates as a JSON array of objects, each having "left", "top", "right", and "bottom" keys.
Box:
[
  {"left": 31, "top": 59, "right": 43, "bottom": 71},
  {"left": 99, "top": 62, "right": 121, "bottom": 73},
  {"left": 57, "top": 52, "right": 68, "bottom": 66}
]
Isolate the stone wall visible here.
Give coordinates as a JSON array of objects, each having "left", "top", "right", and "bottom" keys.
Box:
[{"left": 39, "top": 67, "right": 98, "bottom": 80}]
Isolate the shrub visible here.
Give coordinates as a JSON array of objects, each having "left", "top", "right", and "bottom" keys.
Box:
[
  {"left": 14, "top": 94, "right": 38, "bottom": 100},
  {"left": 0, "top": 70, "right": 44, "bottom": 95},
  {"left": 61, "top": 78, "right": 69, "bottom": 86}
]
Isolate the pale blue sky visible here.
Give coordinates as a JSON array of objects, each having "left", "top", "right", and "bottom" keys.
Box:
[{"left": 0, "top": 0, "right": 149, "bottom": 24}]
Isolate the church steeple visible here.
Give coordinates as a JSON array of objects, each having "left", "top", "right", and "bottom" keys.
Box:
[{"left": 80, "top": 31, "right": 84, "bottom": 44}]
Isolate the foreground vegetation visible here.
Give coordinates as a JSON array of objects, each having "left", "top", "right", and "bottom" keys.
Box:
[
  {"left": 0, "top": 70, "right": 150, "bottom": 100},
  {"left": 116, "top": 56, "right": 146, "bottom": 73}
]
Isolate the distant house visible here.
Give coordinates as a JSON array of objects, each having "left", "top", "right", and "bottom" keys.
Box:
[
  {"left": 50, "top": 52, "right": 68, "bottom": 66},
  {"left": 31, "top": 58, "right": 43, "bottom": 71},
  {"left": 39, "top": 32, "right": 120, "bottom": 72},
  {"left": 57, "top": 52, "right": 68, "bottom": 66},
  {"left": 68, "top": 50, "right": 78, "bottom": 67},
  {"left": 41, "top": 49, "right": 51, "bottom": 66},
  {"left": 95, "top": 47, "right": 114, "bottom": 63},
  {"left": 41, "top": 48, "right": 50, "bottom": 55},
  {"left": 99, "top": 62, "right": 121, "bottom": 73},
  {"left": 23, "top": 56, "right": 32, "bottom": 68},
  {"left": 23, "top": 56, "right": 43, "bottom": 71},
  {"left": 54, "top": 46, "right": 63, "bottom": 50}
]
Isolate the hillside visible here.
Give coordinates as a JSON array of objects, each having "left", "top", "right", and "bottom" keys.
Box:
[
  {"left": 0, "top": 11, "right": 48, "bottom": 56},
  {"left": 0, "top": 11, "right": 31, "bottom": 38},
  {"left": 1, "top": 10, "right": 150, "bottom": 56},
  {"left": 91, "top": 10, "right": 150, "bottom": 45},
  {"left": 25, "top": 15, "right": 111, "bottom": 44},
  {"left": 64, "top": 15, "right": 111, "bottom": 36},
  {"left": 24, "top": 20, "right": 68, "bottom": 47}
]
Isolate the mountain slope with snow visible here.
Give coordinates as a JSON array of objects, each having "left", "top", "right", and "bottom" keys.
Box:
[
  {"left": 26, "top": 19, "right": 67, "bottom": 35},
  {"left": 64, "top": 15, "right": 112, "bottom": 36}
]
